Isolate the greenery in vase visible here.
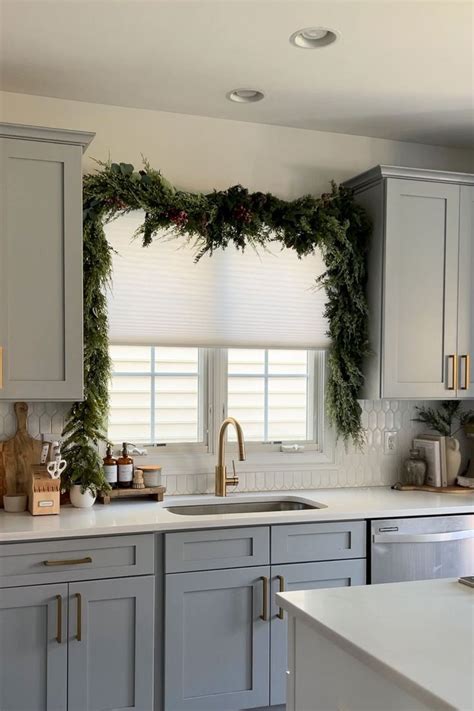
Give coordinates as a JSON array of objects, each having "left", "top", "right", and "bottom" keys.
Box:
[
  {"left": 412, "top": 401, "right": 474, "bottom": 438},
  {"left": 62, "top": 160, "right": 373, "bottom": 490}
]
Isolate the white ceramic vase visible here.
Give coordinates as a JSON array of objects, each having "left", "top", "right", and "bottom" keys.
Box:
[
  {"left": 446, "top": 437, "right": 462, "bottom": 486},
  {"left": 70, "top": 484, "right": 96, "bottom": 508}
]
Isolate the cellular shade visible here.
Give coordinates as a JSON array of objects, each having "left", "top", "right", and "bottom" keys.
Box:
[{"left": 106, "top": 211, "right": 330, "bottom": 348}]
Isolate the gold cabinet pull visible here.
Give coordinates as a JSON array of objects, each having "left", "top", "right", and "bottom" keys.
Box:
[
  {"left": 0, "top": 346, "right": 3, "bottom": 389},
  {"left": 44, "top": 556, "right": 92, "bottom": 567},
  {"left": 277, "top": 575, "right": 285, "bottom": 620},
  {"left": 460, "top": 355, "right": 471, "bottom": 390},
  {"left": 447, "top": 355, "right": 457, "bottom": 390},
  {"left": 260, "top": 576, "right": 269, "bottom": 622},
  {"left": 55, "top": 595, "right": 63, "bottom": 644},
  {"left": 76, "top": 593, "right": 82, "bottom": 641}
]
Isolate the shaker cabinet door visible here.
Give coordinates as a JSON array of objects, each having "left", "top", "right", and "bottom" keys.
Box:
[
  {"left": 165, "top": 566, "right": 270, "bottom": 711},
  {"left": 270, "top": 559, "right": 366, "bottom": 706},
  {"left": 0, "top": 137, "right": 83, "bottom": 400},
  {"left": 382, "top": 179, "right": 460, "bottom": 398},
  {"left": 0, "top": 583, "right": 68, "bottom": 711},
  {"left": 457, "top": 185, "right": 474, "bottom": 398},
  {"left": 67, "top": 576, "right": 155, "bottom": 711}
]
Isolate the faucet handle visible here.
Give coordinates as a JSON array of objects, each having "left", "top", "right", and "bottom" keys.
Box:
[{"left": 226, "top": 460, "right": 239, "bottom": 487}]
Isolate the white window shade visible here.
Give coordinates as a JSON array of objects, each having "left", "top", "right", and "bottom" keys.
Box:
[{"left": 106, "top": 211, "right": 330, "bottom": 349}]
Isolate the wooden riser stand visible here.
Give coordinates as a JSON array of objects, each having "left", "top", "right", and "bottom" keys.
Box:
[{"left": 98, "top": 485, "right": 166, "bottom": 505}]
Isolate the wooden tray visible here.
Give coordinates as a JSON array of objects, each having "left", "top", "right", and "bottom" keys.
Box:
[
  {"left": 97, "top": 485, "right": 166, "bottom": 505},
  {"left": 392, "top": 483, "right": 474, "bottom": 494}
]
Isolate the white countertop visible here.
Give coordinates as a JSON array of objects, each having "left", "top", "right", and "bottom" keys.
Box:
[
  {"left": 0, "top": 486, "right": 473, "bottom": 542},
  {"left": 277, "top": 578, "right": 474, "bottom": 711}
]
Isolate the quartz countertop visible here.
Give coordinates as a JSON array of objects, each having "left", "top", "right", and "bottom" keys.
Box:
[
  {"left": 277, "top": 578, "right": 474, "bottom": 711},
  {"left": 0, "top": 486, "right": 473, "bottom": 542}
]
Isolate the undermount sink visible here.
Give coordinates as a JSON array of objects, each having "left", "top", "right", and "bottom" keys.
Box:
[{"left": 165, "top": 499, "right": 324, "bottom": 516}]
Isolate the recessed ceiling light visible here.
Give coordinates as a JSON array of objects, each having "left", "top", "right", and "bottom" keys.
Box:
[
  {"left": 227, "top": 89, "right": 265, "bottom": 103},
  {"left": 290, "top": 27, "right": 338, "bottom": 49}
]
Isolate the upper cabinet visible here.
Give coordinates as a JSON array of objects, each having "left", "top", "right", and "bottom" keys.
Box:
[
  {"left": 345, "top": 166, "right": 474, "bottom": 400},
  {"left": 0, "top": 123, "right": 94, "bottom": 401}
]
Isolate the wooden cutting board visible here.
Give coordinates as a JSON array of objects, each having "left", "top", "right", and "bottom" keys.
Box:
[
  {"left": 392, "top": 483, "right": 474, "bottom": 494},
  {"left": 0, "top": 402, "right": 43, "bottom": 503}
]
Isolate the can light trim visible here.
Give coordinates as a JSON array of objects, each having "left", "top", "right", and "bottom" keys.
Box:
[
  {"left": 227, "top": 89, "right": 265, "bottom": 103},
  {"left": 290, "top": 27, "right": 338, "bottom": 49}
]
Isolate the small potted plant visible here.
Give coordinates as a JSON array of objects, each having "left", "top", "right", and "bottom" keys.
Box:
[
  {"left": 412, "top": 402, "right": 474, "bottom": 484},
  {"left": 60, "top": 439, "right": 110, "bottom": 508}
]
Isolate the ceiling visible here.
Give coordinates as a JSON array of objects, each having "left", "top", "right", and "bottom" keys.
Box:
[{"left": 1, "top": 0, "right": 473, "bottom": 147}]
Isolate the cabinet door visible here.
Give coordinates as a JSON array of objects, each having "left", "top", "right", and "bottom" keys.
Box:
[
  {"left": 383, "top": 179, "right": 460, "bottom": 398},
  {"left": 458, "top": 185, "right": 474, "bottom": 398},
  {"left": 270, "top": 559, "right": 366, "bottom": 706},
  {"left": 0, "top": 583, "right": 68, "bottom": 711},
  {"left": 0, "top": 137, "right": 83, "bottom": 400},
  {"left": 165, "top": 566, "right": 270, "bottom": 711},
  {"left": 68, "top": 576, "right": 154, "bottom": 711}
]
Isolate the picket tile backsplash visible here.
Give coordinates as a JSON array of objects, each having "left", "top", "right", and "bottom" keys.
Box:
[{"left": 0, "top": 399, "right": 448, "bottom": 495}]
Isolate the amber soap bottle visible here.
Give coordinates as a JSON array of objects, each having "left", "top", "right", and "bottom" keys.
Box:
[
  {"left": 117, "top": 442, "right": 133, "bottom": 489},
  {"left": 103, "top": 444, "right": 118, "bottom": 489}
]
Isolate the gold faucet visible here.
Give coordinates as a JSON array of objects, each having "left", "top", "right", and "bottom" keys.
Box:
[{"left": 215, "top": 417, "right": 246, "bottom": 496}]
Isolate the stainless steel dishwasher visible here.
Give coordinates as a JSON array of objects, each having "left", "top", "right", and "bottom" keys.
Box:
[{"left": 371, "top": 514, "right": 474, "bottom": 583}]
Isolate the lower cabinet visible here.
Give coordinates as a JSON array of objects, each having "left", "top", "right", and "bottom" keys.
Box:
[
  {"left": 68, "top": 576, "right": 155, "bottom": 711},
  {"left": 164, "top": 523, "right": 367, "bottom": 711},
  {"left": 0, "top": 575, "right": 155, "bottom": 711},
  {"left": 165, "top": 566, "right": 271, "bottom": 711},
  {"left": 269, "top": 559, "right": 367, "bottom": 706},
  {"left": 0, "top": 583, "right": 68, "bottom": 711}
]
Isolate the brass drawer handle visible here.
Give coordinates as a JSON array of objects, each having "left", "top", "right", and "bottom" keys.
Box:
[
  {"left": 460, "top": 354, "right": 470, "bottom": 390},
  {"left": 43, "top": 556, "right": 92, "bottom": 567},
  {"left": 277, "top": 575, "right": 285, "bottom": 620},
  {"left": 55, "top": 595, "right": 63, "bottom": 644},
  {"left": 0, "top": 346, "right": 3, "bottom": 389},
  {"left": 260, "top": 576, "right": 269, "bottom": 622},
  {"left": 447, "top": 354, "right": 457, "bottom": 390},
  {"left": 76, "top": 592, "right": 82, "bottom": 641}
]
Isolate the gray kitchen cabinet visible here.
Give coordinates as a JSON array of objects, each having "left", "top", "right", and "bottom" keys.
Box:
[
  {"left": 165, "top": 566, "right": 271, "bottom": 711},
  {"left": 0, "top": 534, "right": 155, "bottom": 711},
  {"left": 0, "top": 123, "right": 94, "bottom": 401},
  {"left": 0, "top": 583, "right": 68, "bottom": 711},
  {"left": 164, "top": 523, "right": 367, "bottom": 711},
  {"left": 68, "top": 575, "right": 155, "bottom": 711},
  {"left": 458, "top": 185, "right": 474, "bottom": 398},
  {"left": 345, "top": 166, "right": 474, "bottom": 399},
  {"left": 269, "top": 559, "right": 367, "bottom": 706}
]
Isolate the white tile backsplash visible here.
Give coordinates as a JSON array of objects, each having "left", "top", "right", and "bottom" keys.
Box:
[{"left": 1, "top": 399, "right": 470, "bottom": 496}]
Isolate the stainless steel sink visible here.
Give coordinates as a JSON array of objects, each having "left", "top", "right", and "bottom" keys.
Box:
[{"left": 165, "top": 500, "right": 322, "bottom": 515}]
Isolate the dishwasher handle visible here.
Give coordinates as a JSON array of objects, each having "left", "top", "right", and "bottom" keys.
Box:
[{"left": 373, "top": 529, "right": 474, "bottom": 544}]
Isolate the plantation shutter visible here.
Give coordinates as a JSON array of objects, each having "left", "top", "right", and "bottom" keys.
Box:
[{"left": 106, "top": 211, "right": 330, "bottom": 348}]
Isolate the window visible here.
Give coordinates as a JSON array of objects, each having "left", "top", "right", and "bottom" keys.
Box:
[
  {"left": 228, "top": 349, "right": 314, "bottom": 442},
  {"left": 105, "top": 213, "right": 329, "bottom": 460},
  {"left": 108, "top": 346, "right": 324, "bottom": 450},
  {"left": 108, "top": 346, "right": 205, "bottom": 445}
]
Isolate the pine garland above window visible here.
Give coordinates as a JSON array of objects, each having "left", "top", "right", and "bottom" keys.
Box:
[{"left": 62, "top": 160, "right": 371, "bottom": 492}]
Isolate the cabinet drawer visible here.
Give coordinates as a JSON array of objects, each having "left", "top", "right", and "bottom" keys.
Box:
[
  {"left": 0, "top": 534, "right": 154, "bottom": 587},
  {"left": 271, "top": 521, "right": 366, "bottom": 564},
  {"left": 165, "top": 527, "right": 269, "bottom": 573}
]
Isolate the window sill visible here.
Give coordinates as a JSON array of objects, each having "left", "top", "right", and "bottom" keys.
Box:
[{"left": 132, "top": 444, "right": 335, "bottom": 477}]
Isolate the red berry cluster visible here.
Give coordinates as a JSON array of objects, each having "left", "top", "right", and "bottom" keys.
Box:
[
  {"left": 233, "top": 205, "right": 253, "bottom": 223},
  {"left": 168, "top": 209, "right": 189, "bottom": 227},
  {"left": 105, "top": 196, "right": 128, "bottom": 210}
]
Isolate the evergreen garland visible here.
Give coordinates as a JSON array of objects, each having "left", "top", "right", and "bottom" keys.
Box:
[{"left": 62, "top": 161, "right": 371, "bottom": 491}]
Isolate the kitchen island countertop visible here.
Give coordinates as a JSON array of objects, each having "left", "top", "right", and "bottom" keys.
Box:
[{"left": 277, "top": 578, "right": 474, "bottom": 711}]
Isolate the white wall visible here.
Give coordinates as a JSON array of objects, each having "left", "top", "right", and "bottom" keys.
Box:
[
  {"left": 1, "top": 91, "right": 473, "bottom": 200},
  {"left": 1, "top": 90, "right": 472, "bottom": 493}
]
